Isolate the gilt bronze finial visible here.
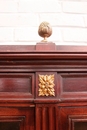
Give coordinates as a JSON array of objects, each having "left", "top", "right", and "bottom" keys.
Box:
[{"left": 38, "top": 21, "right": 52, "bottom": 42}]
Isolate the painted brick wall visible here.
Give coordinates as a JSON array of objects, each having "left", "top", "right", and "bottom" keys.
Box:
[{"left": 0, "top": 0, "right": 87, "bottom": 45}]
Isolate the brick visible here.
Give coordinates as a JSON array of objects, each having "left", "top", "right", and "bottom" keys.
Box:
[
  {"left": 63, "top": 2, "right": 87, "bottom": 14},
  {"left": 49, "top": 27, "right": 62, "bottom": 42},
  {"left": 14, "top": 27, "right": 62, "bottom": 42},
  {"left": 0, "top": 28, "right": 14, "bottom": 41},
  {"left": 0, "top": 0, "right": 86, "bottom": 45},
  {"left": 18, "top": 13, "right": 39, "bottom": 27},
  {"left": 84, "top": 16, "right": 87, "bottom": 27},
  {"left": 39, "top": 13, "right": 85, "bottom": 27},
  {"left": 19, "top": 0, "right": 61, "bottom": 12},
  {"left": 62, "top": 28, "right": 87, "bottom": 42},
  {"left": 0, "top": 14, "right": 18, "bottom": 27},
  {"left": 0, "top": 1, "right": 18, "bottom": 12},
  {"left": 14, "top": 27, "right": 41, "bottom": 42},
  {"left": 0, "top": 13, "right": 39, "bottom": 27}
]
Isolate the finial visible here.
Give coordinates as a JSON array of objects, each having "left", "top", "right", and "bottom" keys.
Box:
[{"left": 38, "top": 21, "right": 52, "bottom": 42}]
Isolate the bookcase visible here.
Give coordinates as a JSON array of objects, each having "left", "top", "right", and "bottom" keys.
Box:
[{"left": 0, "top": 44, "right": 87, "bottom": 130}]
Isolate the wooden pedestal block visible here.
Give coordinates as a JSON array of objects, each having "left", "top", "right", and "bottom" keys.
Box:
[{"left": 36, "top": 42, "right": 56, "bottom": 50}]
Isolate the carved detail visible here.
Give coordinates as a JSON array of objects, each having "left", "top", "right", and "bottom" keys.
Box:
[
  {"left": 38, "top": 21, "right": 52, "bottom": 42},
  {"left": 38, "top": 74, "right": 55, "bottom": 96}
]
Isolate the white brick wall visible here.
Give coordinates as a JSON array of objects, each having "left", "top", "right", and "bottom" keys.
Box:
[
  {"left": 0, "top": 0, "right": 87, "bottom": 45},
  {"left": 19, "top": 0, "right": 61, "bottom": 13},
  {"left": 63, "top": 28, "right": 87, "bottom": 42},
  {"left": 0, "top": 1, "right": 18, "bottom": 13},
  {"left": 63, "top": 2, "right": 87, "bottom": 14}
]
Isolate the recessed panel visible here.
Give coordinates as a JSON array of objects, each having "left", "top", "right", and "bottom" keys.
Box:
[
  {"left": 60, "top": 73, "right": 87, "bottom": 92},
  {"left": 0, "top": 73, "right": 34, "bottom": 99},
  {"left": 0, "top": 77, "right": 31, "bottom": 92},
  {"left": 59, "top": 74, "right": 87, "bottom": 99},
  {"left": 0, "top": 73, "right": 33, "bottom": 93},
  {"left": 62, "top": 75, "right": 87, "bottom": 92}
]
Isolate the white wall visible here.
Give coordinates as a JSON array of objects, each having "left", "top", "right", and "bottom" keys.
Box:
[{"left": 0, "top": 0, "right": 87, "bottom": 45}]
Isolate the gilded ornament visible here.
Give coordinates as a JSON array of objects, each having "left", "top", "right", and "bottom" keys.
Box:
[
  {"left": 38, "top": 74, "right": 55, "bottom": 96},
  {"left": 38, "top": 21, "right": 52, "bottom": 42}
]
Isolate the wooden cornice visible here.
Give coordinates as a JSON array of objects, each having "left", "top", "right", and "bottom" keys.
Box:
[{"left": 0, "top": 45, "right": 87, "bottom": 60}]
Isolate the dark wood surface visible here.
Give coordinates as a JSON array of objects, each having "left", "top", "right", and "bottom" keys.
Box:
[{"left": 0, "top": 44, "right": 87, "bottom": 130}]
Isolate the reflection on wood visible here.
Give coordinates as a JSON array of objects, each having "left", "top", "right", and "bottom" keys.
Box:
[{"left": 36, "top": 104, "right": 56, "bottom": 130}]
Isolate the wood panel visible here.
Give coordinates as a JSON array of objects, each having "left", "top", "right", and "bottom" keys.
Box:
[
  {"left": 58, "top": 73, "right": 87, "bottom": 100},
  {"left": 69, "top": 115, "right": 87, "bottom": 130},
  {"left": 59, "top": 107, "right": 87, "bottom": 130},
  {"left": 0, "top": 73, "right": 34, "bottom": 99},
  {"left": 0, "top": 107, "right": 35, "bottom": 130}
]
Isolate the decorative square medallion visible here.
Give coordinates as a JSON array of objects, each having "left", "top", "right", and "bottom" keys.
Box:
[{"left": 38, "top": 74, "right": 55, "bottom": 96}]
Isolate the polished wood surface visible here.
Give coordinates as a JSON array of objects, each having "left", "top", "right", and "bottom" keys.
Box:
[{"left": 0, "top": 44, "right": 87, "bottom": 130}]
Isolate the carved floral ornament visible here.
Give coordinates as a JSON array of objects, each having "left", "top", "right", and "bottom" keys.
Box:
[{"left": 38, "top": 74, "right": 55, "bottom": 96}]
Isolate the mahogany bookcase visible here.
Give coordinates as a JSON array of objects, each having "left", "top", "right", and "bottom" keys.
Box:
[{"left": 0, "top": 44, "right": 87, "bottom": 130}]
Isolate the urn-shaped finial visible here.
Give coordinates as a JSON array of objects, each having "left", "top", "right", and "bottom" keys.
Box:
[{"left": 38, "top": 21, "right": 52, "bottom": 42}]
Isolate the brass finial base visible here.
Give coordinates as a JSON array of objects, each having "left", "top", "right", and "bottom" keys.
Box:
[
  {"left": 38, "top": 21, "right": 52, "bottom": 42},
  {"left": 41, "top": 37, "right": 48, "bottom": 42}
]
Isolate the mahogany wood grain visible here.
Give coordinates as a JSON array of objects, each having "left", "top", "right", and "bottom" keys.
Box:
[
  {"left": 36, "top": 104, "right": 57, "bottom": 130},
  {"left": 60, "top": 107, "right": 87, "bottom": 130},
  {"left": 0, "top": 107, "right": 35, "bottom": 130},
  {"left": 0, "top": 45, "right": 87, "bottom": 130}
]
